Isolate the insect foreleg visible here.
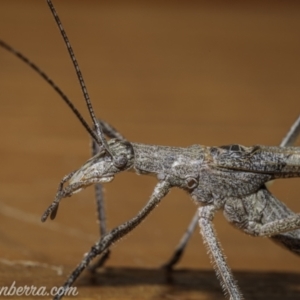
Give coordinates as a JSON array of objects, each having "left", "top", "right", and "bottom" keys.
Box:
[
  {"left": 89, "top": 119, "right": 126, "bottom": 271},
  {"left": 91, "top": 119, "right": 126, "bottom": 235},
  {"left": 89, "top": 139, "right": 110, "bottom": 271},
  {"left": 53, "top": 180, "right": 171, "bottom": 300},
  {"left": 198, "top": 205, "right": 243, "bottom": 300}
]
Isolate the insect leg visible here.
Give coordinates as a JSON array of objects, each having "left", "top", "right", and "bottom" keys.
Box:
[
  {"left": 163, "top": 114, "right": 300, "bottom": 270},
  {"left": 241, "top": 192, "right": 300, "bottom": 238},
  {"left": 253, "top": 214, "right": 300, "bottom": 236},
  {"left": 89, "top": 120, "right": 127, "bottom": 271},
  {"left": 198, "top": 205, "right": 243, "bottom": 300},
  {"left": 224, "top": 188, "right": 300, "bottom": 255},
  {"left": 280, "top": 115, "right": 300, "bottom": 147},
  {"left": 53, "top": 180, "right": 170, "bottom": 300},
  {"left": 161, "top": 210, "right": 198, "bottom": 270},
  {"left": 88, "top": 138, "right": 110, "bottom": 271},
  {"left": 97, "top": 119, "right": 126, "bottom": 141}
]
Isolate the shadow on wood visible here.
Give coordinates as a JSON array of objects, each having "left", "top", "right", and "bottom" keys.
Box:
[{"left": 78, "top": 267, "right": 300, "bottom": 300}]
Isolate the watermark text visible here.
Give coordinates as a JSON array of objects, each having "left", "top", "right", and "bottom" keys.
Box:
[{"left": 0, "top": 281, "right": 78, "bottom": 297}]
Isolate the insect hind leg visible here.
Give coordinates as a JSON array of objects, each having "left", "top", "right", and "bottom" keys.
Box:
[
  {"left": 162, "top": 114, "right": 300, "bottom": 271},
  {"left": 224, "top": 187, "right": 300, "bottom": 257},
  {"left": 272, "top": 231, "right": 300, "bottom": 256}
]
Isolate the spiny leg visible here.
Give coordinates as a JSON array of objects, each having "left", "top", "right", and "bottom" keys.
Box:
[
  {"left": 162, "top": 114, "right": 300, "bottom": 271},
  {"left": 53, "top": 180, "right": 170, "bottom": 300},
  {"left": 198, "top": 205, "right": 243, "bottom": 300},
  {"left": 89, "top": 119, "right": 127, "bottom": 271}
]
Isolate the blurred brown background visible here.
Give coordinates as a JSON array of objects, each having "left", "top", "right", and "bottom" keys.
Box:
[{"left": 0, "top": 0, "right": 300, "bottom": 299}]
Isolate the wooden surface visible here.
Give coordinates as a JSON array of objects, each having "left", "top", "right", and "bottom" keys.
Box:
[{"left": 0, "top": 1, "right": 300, "bottom": 299}]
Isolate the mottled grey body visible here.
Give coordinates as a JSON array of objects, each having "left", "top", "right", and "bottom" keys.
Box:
[
  {"left": 41, "top": 138, "right": 300, "bottom": 300},
  {"left": 133, "top": 143, "right": 300, "bottom": 256},
  {"left": 134, "top": 143, "right": 300, "bottom": 252}
]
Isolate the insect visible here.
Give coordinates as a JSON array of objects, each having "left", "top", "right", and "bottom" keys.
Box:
[{"left": 2, "top": 1, "right": 300, "bottom": 299}]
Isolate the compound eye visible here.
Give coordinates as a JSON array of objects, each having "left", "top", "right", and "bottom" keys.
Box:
[
  {"left": 185, "top": 177, "right": 198, "bottom": 190},
  {"left": 113, "top": 153, "right": 128, "bottom": 169}
]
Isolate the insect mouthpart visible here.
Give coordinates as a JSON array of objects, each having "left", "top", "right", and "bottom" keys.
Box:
[
  {"left": 68, "top": 154, "right": 115, "bottom": 188},
  {"left": 69, "top": 139, "right": 135, "bottom": 188}
]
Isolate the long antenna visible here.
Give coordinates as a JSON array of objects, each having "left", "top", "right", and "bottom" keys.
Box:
[
  {"left": 0, "top": 39, "right": 98, "bottom": 142},
  {"left": 46, "top": 0, "right": 114, "bottom": 159}
]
